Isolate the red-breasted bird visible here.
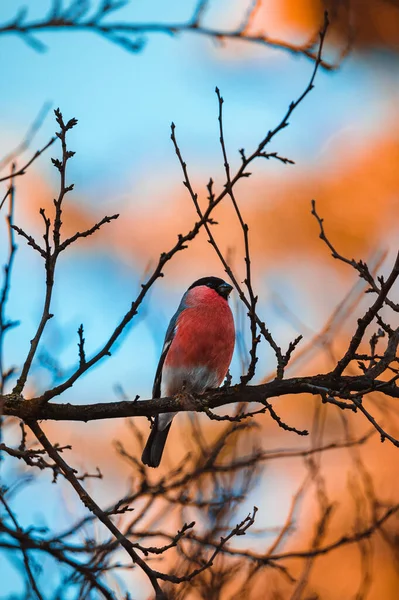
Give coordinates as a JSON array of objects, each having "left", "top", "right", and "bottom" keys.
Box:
[{"left": 141, "top": 276, "right": 235, "bottom": 468}]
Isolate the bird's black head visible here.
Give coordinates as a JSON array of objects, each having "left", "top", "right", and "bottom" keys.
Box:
[{"left": 189, "top": 276, "right": 233, "bottom": 299}]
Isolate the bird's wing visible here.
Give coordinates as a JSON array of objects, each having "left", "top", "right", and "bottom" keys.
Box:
[{"left": 152, "top": 293, "right": 187, "bottom": 399}]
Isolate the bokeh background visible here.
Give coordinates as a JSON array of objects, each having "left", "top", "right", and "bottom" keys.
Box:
[{"left": 1, "top": 0, "right": 399, "bottom": 598}]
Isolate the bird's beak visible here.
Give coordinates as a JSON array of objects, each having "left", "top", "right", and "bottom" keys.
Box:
[{"left": 218, "top": 282, "right": 233, "bottom": 298}]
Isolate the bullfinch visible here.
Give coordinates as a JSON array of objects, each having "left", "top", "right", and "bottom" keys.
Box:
[{"left": 141, "top": 276, "right": 235, "bottom": 468}]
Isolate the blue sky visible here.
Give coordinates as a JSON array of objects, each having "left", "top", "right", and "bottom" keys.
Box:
[{"left": 1, "top": 1, "right": 399, "bottom": 597}]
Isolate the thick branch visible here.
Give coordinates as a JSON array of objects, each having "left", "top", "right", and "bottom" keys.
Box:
[{"left": 4, "top": 374, "right": 399, "bottom": 423}]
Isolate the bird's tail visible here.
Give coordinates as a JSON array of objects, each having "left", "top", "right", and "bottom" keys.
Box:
[{"left": 141, "top": 419, "right": 172, "bottom": 468}]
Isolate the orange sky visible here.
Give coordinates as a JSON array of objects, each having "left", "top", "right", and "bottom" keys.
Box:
[{"left": 4, "top": 2, "right": 399, "bottom": 597}]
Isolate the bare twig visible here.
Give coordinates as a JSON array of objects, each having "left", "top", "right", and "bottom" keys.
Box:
[
  {"left": 0, "top": 102, "right": 52, "bottom": 172},
  {"left": 0, "top": 1, "right": 338, "bottom": 69},
  {"left": 0, "top": 136, "right": 56, "bottom": 186},
  {"left": 0, "top": 166, "right": 18, "bottom": 395}
]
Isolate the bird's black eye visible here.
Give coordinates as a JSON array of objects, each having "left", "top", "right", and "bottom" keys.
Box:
[{"left": 216, "top": 282, "right": 233, "bottom": 298}]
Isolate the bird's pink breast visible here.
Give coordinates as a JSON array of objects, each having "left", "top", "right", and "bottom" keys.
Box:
[{"left": 163, "top": 287, "right": 235, "bottom": 392}]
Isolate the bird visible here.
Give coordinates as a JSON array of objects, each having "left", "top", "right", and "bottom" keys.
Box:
[{"left": 141, "top": 276, "right": 235, "bottom": 468}]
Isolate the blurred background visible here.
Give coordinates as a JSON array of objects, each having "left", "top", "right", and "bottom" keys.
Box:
[{"left": 1, "top": 1, "right": 399, "bottom": 598}]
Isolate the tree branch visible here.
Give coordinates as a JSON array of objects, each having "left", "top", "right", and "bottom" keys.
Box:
[{"left": 0, "top": 1, "right": 339, "bottom": 70}]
